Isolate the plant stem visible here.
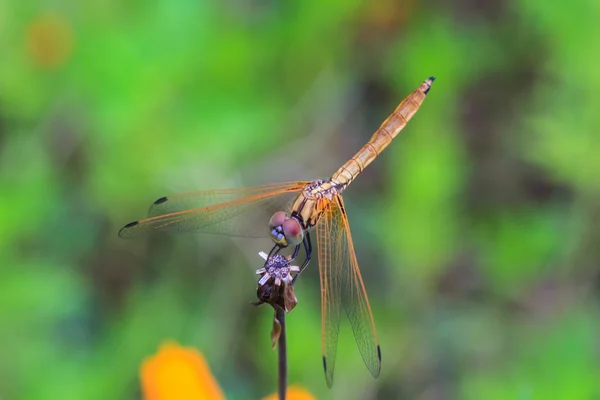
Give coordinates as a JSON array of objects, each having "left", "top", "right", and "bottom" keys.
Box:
[{"left": 276, "top": 306, "right": 287, "bottom": 400}]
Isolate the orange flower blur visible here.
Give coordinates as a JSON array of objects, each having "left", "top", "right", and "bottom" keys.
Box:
[
  {"left": 263, "top": 386, "right": 316, "bottom": 400},
  {"left": 141, "top": 340, "right": 316, "bottom": 400},
  {"left": 141, "top": 341, "right": 225, "bottom": 400}
]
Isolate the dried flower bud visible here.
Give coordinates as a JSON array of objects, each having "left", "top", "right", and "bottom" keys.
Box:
[{"left": 253, "top": 251, "right": 299, "bottom": 313}]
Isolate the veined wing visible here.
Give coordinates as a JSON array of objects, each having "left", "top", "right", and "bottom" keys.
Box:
[
  {"left": 119, "top": 181, "right": 309, "bottom": 238},
  {"left": 316, "top": 194, "right": 381, "bottom": 387}
]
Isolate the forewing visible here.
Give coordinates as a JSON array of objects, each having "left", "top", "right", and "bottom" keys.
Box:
[
  {"left": 119, "top": 181, "right": 309, "bottom": 238},
  {"left": 316, "top": 195, "right": 381, "bottom": 387}
]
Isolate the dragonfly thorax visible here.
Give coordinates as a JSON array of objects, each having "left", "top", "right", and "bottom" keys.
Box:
[
  {"left": 288, "top": 179, "right": 341, "bottom": 230},
  {"left": 269, "top": 211, "right": 304, "bottom": 247}
]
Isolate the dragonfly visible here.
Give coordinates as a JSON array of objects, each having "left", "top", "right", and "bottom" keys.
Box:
[{"left": 119, "top": 76, "right": 435, "bottom": 387}]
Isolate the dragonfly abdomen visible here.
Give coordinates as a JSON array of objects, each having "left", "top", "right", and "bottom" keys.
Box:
[{"left": 331, "top": 77, "right": 435, "bottom": 189}]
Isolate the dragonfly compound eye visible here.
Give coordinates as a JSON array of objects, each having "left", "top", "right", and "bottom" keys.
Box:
[
  {"left": 282, "top": 218, "right": 304, "bottom": 246},
  {"left": 269, "top": 211, "right": 289, "bottom": 245},
  {"left": 269, "top": 211, "right": 287, "bottom": 230}
]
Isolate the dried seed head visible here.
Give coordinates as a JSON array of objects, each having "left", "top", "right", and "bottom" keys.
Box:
[{"left": 253, "top": 251, "right": 299, "bottom": 313}]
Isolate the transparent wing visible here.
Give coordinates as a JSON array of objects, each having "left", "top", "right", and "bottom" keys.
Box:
[
  {"left": 119, "top": 181, "right": 310, "bottom": 238},
  {"left": 316, "top": 195, "right": 381, "bottom": 388}
]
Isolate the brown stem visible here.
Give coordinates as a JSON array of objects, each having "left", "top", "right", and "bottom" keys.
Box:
[{"left": 276, "top": 306, "right": 287, "bottom": 400}]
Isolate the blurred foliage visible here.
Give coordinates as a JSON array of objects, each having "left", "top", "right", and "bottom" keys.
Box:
[{"left": 1, "top": 0, "right": 599, "bottom": 399}]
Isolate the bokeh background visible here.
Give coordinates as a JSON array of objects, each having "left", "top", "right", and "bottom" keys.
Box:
[{"left": 2, "top": 0, "right": 599, "bottom": 399}]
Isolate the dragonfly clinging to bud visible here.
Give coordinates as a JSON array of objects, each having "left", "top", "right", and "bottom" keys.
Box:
[{"left": 119, "top": 76, "right": 436, "bottom": 387}]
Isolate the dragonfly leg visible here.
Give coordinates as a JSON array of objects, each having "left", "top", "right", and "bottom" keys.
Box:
[
  {"left": 268, "top": 244, "right": 282, "bottom": 258},
  {"left": 263, "top": 244, "right": 282, "bottom": 269},
  {"left": 290, "top": 243, "right": 300, "bottom": 259},
  {"left": 292, "top": 231, "right": 312, "bottom": 284}
]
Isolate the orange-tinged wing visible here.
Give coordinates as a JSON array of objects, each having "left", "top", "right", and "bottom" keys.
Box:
[
  {"left": 316, "top": 194, "right": 381, "bottom": 387},
  {"left": 119, "top": 181, "right": 309, "bottom": 238}
]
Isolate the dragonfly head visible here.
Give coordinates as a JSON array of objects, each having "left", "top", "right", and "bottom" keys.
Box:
[{"left": 269, "top": 211, "right": 304, "bottom": 247}]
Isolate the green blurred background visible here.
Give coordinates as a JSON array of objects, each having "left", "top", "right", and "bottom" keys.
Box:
[{"left": 2, "top": 0, "right": 599, "bottom": 399}]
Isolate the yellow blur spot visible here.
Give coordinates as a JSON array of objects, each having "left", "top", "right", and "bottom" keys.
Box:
[
  {"left": 25, "top": 13, "right": 73, "bottom": 69},
  {"left": 140, "top": 341, "right": 225, "bottom": 400}
]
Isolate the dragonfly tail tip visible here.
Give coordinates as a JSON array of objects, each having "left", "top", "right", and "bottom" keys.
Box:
[{"left": 424, "top": 77, "right": 436, "bottom": 94}]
